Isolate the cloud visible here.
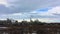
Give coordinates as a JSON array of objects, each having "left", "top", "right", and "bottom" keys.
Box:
[
  {"left": 0, "top": 0, "right": 60, "bottom": 14},
  {"left": 0, "top": 0, "right": 8, "bottom": 6},
  {"left": 0, "top": 6, "right": 60, "bottom": 21},
  {"left": 31, "top": 6, "right": 60, "bottom": 16},
  {"left": 5, "top": 0, "right": 60, "bottom": 13},
  {"left": 0, "top": 0, "right": 60, "bottom": 22},
  {"left": 0, "top": 4, "right": 15, "bottom": 14},
  {"left": 27, "top": 6, "right": 60, "bottom": 22}
]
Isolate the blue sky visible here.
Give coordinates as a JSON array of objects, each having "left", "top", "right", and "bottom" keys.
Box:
[
  {"left": 36, "top": 7, "right": 51, "bottom": 12},
  {"left": 0, "top": 0, "right": 60, "bottom": 22}
]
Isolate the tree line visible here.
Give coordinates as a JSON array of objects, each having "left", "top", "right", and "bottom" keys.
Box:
[{"left": 0, "top": 18, "right": 60, "bottom": 26}]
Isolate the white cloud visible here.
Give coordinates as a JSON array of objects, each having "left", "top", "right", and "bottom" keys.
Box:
[
  {"left": 5, "top": 0, "right": 60, "bottom": 13},
  {"left": 0, "top": 0, "right": 9, "bottom": 7},
  {"left": 29, "top": 6, "right": 60, "bottom": 22},
  {"left": 0, "top": 6, "right": 60, "bottom": 22},
  {"left": 48, "top": 6, "right": 60, "bottom": 14},
  {"left": 42, "top": 6, "right": 60, "bottom": 22},
  {"left": 31, "top": 6, "right": 60, "bottom": 16},
  {"left": 39, "top": 6, "right": 60, "bottom": 16},
  {"left": 11, "top": 13, "right": 22, "bottom": 15}
]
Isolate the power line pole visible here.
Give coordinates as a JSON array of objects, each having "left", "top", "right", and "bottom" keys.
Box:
[{"left": 30, "top": 15, "right": 33, "bottom": 22}]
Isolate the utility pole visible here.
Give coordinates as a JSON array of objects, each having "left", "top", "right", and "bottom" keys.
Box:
[{"left": 30, "top": 15, "right": 33, "bottom": 22}]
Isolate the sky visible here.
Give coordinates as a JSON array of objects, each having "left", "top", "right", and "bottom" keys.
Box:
[{"left": 0, "top": 0, "right": 60, "bottom": 22}]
